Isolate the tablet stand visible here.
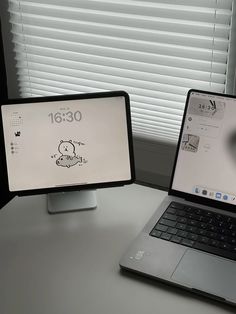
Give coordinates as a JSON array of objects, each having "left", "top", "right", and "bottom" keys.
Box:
[{"left": 47, "top": 190, "right": 97, "bottom": 214}]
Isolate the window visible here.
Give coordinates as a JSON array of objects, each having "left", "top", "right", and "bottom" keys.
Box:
[{"left": 8, "top": 0, "right": 236, "bottom": 143}]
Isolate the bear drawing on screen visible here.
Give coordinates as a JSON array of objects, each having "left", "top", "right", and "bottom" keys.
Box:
[
  {"left": 55, "top": 140, "right": 87, "bottom": 168},
  {"left": 58, "top": 140, "right": 76, "bottom": 157}
]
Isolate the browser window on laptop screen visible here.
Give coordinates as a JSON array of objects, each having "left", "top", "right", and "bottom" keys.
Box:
[{"left": 172, "top": 90, "right": 236, "bottom": 206}]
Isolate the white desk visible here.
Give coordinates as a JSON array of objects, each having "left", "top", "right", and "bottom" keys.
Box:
[{"left": 0, "top": 184, "right": 234, "bottom": 314}]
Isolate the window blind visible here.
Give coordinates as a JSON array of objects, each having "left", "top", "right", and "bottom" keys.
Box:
[{"left": 8, "top": 0, "right": 235, "bottom": 142}]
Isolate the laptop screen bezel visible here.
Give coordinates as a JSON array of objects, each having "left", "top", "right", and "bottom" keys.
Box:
[
  {"left": 0, "top": 90, "right": 135, "bottom": 196},
  {"left": 169, "top": 89, "right": 236, "bottom": 212}
]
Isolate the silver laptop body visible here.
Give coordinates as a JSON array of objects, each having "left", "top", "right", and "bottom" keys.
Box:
[{"left": 120, "top": 89, "right": 236, "bottom": 305}]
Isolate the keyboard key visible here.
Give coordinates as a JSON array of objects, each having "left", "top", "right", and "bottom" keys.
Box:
[
  {"left": 201, "top": 216, "right": 210, "bottom": 223},
  {"left": 198, "top": 229, "right": 207, "bottom": 236},
  {"left": 189, "top": 219, "right": 199, "bottom": 227},
  {"left": 226, "top": 217, "right": 232, "bottom": 223},
  {"left": 150, "top": 230, "right": 162, "bottom": 238},
  {"left": 195, "top": 209, "right": 203, "bottom": 215},
  {"left": 159, "top": 218, "right": 176, "bottom": 228},
  {"left": 198, "top": 236, "right": 209, "bottom": 244},
  {"left": 217, "top": 221, "right": 227, "bottom": 228},
  {"left": 167, "top": 227, "right": 178, "bottom": 235},
  {"left": 229, "top": 224, "right": 236, "bottom": 231},
  {"left": 171, "top": 235, "right": 181, "bottom": 243},
  {"left": 188, "top": 233, "right": 198, "bottom": 241},
  {"left": 187, "top": 213, "right": 196, "bottom": 220},
  {"left": 163, "top": 213, "right": 177, "bottom": 221},
  {"left": 229, "top": 238, "right": 236, "bottom": 245},
  {"left": 177, "top": 230, "right": 188, "bottom": 238},
  {"left": 216, "top": 214, "right": 223, "bottom": 220},
  {"left": 181, "top": 238, "right": 195, "bottom": 247},
  {"left": 199, "top": 222, "right": 207, "bottom": 229},
  {"left": 209, "top": 239, "right": 219, "bottom": 247},
  {"left": 161, "top": 233, "right": 172, "bottom": 241},
  {"left": 155, "top": 224, "right": 168, "bottom": 232},
  {"left": 177, "top": 217, "right": 187, "bottom": 224},
  {"left": 230, "top": 231, "right": 236, "bottom": 238},
  {"left": 206, "top": 231, "right": 217, "bottom": 239},
  {"left": 206, "top": 211, "right": 213, "bottom": 217},
  {"left": 166, "top": 207, "right": 176, "bottom": 215},
  {"left": 218, "top": 235, "right": 228, "bottom": 242},
  {"left": 176, "top": 223, "right": 186, "bottom": 230},
  {"left": 176, "top": 210, "right": 186, "bottom": 217},
  {"left": 192, "top": 214, "right": 200, "bottom": 220},
  {"left": 219, "top": 242, "right": 231, "bottom": 251},
  {"left": 220, "top": 229, "right": 227, "bottom": 235},
  {"left": 185, "top": 206, "right": 193, "bottom": 212},
  {"left": 186, "top": 226, "right": 197, "bottom": 233},
  {"left": 170, "top": 202, "right": 185, "bottom": 209},
  {"left": 208, "top": 225, "right": 217, "bottom": 232}
]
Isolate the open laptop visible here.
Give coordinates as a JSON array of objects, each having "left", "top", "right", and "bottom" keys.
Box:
[{"left": 120, "top": 89, "right": 236, "bottom": 305}]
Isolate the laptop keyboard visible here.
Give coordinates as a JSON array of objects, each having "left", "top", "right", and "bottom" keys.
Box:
[{"left": 150, "top": 202, "right": 236, "bottom": 261}]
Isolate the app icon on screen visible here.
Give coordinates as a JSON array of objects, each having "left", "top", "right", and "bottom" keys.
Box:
[
  {"left": 181, "top": 134, "right": 200, "bottom": 153},
  {"left": 216, "top": 192, "right": 222, "bottom": 199},
  {"left": 14, "top": 131, "right": 21, "bottom": 137},
  {"left": 223, "top": 195, "right": 228, "bottom": 201}
]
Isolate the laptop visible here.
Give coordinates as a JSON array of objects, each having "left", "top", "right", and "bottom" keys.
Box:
[{"left": 120, "top": 89, "right": 236, "bottom": 305}]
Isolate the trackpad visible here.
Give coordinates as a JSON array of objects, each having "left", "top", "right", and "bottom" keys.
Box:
[{"left": 171, "top": 249, "right": 236, "bottom": 301}]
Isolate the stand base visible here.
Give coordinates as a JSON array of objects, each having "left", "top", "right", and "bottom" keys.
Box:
[{"left": 47, "top": 190, "right": 97, "bottom": 214}]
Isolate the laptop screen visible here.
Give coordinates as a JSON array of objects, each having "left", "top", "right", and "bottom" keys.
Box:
[{"left": 172, "top": 90, "right": 236, "bottom": 206}]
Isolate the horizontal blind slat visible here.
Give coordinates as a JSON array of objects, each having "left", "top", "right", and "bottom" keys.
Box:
[
  {"left": 11, "top": 0, "right": 233, "bottom": 10},
  {"left": 9, "top": 1, "right": 232, "bottom": 24}
]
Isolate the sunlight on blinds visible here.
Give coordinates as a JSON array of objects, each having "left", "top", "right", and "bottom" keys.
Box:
[{"left": 8, "top": 0, "right": 235, "bottom": 142}]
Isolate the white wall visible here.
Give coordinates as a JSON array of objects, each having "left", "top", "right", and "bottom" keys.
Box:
[{"left": 133, "top": 137, "right": 176, "bottom": 189}]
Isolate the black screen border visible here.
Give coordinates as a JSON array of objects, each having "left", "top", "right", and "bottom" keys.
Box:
[
  {"left": 169, "top": 89, "right": 236, "bottom": 212},
  {"left": 1, "top": 90, "right": 135, "bottom": 196}
]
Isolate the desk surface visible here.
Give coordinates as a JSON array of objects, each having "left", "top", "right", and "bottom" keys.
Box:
[{"left": 0, "top": 184, "right": 235, "bottom": 314}]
